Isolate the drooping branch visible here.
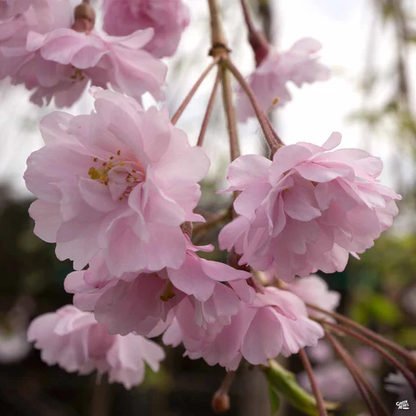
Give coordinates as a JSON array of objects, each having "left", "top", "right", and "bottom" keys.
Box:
[
  {"left": 221, "top": 65, "right": 240, "bottom": 161},
  {"left": 307, "top": 303, "right": 413, "bottom": 363},
  {"left": 223, "top": 58, "right": 282, "bottom": 151},
  {"left": 325, "top": 332, "right": 379, "bottom": 416},
  {"left": 298, "top": 349, "right": 328, "bottom": 416},
  {"left": 197, "top": 67, "right": 222, "bottom": 147},
  {"left": 171, "top": 56, "right": 221, "bottom": 125},
  {"left": 325, "top": 331, "right": 390, "bottom": 416},
  {"left": 322, "top": 320, "right": 416, "bottom": 394}
]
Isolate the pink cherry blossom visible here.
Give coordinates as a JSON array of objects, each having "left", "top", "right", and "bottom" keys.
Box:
[
  {"left": 164, "top": 287, "right": 324, "bottom": 370},
  {"left": 103, "top": 0, "right": 190, "bottom": 58},
  {"left": 236, "top": 38, "right": 330, "bottom": 121},
  {"left": 25, "top": 88, "right": 210, "bottom": 275},
  {"left": 25, "top": 27, "right": 167, "bottom": 106},
  {"left": 219, "top": 132, "right": 401, "bottom": 281},
  {"left": 27, "top": 305, "right": 165, "bottom": 389},
  {"left": 0, "top": 0, "right": 52, "bottom": 19},
  {"left": 64, "top": 239, "right": 253, "bottom": 336},
  {"left": 0, "top": 2, "right": 166, "bottom": 107}
]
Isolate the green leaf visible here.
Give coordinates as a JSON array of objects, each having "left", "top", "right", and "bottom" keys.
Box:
[
  {"left": 269, "top": 384, "right": 280, "bottom": 415},
  {"left": 264, "top": 360, "right": 338, "bottom": 416}
]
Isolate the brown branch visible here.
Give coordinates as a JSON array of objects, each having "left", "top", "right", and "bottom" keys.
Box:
[
  {"left": 325, "top": 332, "right": 378, "bottom": 416},
  {"left": 197, "top": 67, "right": 222, "bottom": 147},
  {"left": 307, "top": 303, "right": 412, "bottom": 362},
  {"left": 299, "top": 349, "right": 328, "bottom": 416},
  {"left": 207, "top": 0, "right": 227, "bottom": 46},
  {"left": 171, "top": 57, "right": 221, "bottom": 126}
]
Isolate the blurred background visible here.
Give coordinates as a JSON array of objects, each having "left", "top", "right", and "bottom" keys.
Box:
[{"left": 0, "top": 0, "right": 416, "bottom": 415}]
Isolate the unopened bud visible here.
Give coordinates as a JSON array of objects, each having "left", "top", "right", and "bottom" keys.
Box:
[
  {"left": 212, "top": 390, "right": 230, "bottom": 414},
  {"left": 72, "top": 3, "right": 96, "bottom": 33},
  {"left": 249, "top": 30, "right": 270, "bottom": 67}
]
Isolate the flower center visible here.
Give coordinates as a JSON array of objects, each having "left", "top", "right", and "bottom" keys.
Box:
[{"left": 88, "top": 150, "right": 145, "bottom": 201}]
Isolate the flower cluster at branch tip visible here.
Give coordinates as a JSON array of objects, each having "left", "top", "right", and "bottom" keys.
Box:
[
  {"left": 237, "top": 38, "right": 330, "bottom": 121},
  {"left": 219, "top": 132, "right": 401, "bottom": 281},
  {"left": 0, "top": 0, "right": 171, "bottom": 106}
]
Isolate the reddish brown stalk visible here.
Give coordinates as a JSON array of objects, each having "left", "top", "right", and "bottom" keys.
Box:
[
  {"left": 171, "top": 56, "right": 221, "bottom": 126},
  {"left": 325, "top": 332, "right": 379, "bottom": 416},
  {"left": 223, "top": 58, "right": 279, "bottom": 151},
  {"left": 265, "top": 116, "right": 284, "bottom": 147},
  {"left": 307, "top": 303, "right": 411, "bottom": 362},
  {"left": 221, "top": 64, "right": 240, "bottom": 161},
  {"left": 239, "top": 0, "right": 270, "bottom": 65},
  {"left": 212, "top": 371, "right": 235, "bottom": 414},
  {"left": 322, "top": 321, "right": 416, "bottom": 394},
  {"left": 325, "top": 332, "right": 389, "bottom": 416},
  {"left": 193, "top": 209, "right": 231, "bottom": 233},
  {"left": 298, "top": 349, "right": 328, "bottom": 416},
  {"left": 197, "top": 67, "right": 222, "bottom": 147}
]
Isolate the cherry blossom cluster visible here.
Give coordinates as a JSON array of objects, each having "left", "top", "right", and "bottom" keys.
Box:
[
  {"left": 17, "top": 0, "right": 405, "bottom": 406},
  {"left": 0, "top": 0, "right": 188, "bottom": 106}
]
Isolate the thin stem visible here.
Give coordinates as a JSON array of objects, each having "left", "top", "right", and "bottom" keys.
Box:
[
  {"left": 223, "top": 58, "right": 279, "bottom": 150},
  {"left": 298, "top": 349, "right": 328, "bottom": 416},
  {"left": 307, "top": 303, "right": 411, "bottom": 361},
  {"left": 219, "top": 370, "right": 236, "bottom": 393},
  {"left": 325, "top": 332, "right": 389, "bottom": 416},
  {"left": 197, "top": 67, "right": 222, "bottom": 147},
  {"left": 325, "top": 332, "right": 378, "bottom": 416},
  {"left": 171, "top": 57, "right": 220, "bottom": 126},
  {"left": 212, "top": 371, "right": 235, "bottom": 414},
  {"left": 240, "top": 0, "right": 256, "bottom": 34},
  {"left": 239, "top": 0, "right": 270, "bottom": 66},
  {"left": 322, "top": 321, "right": 416, "bottom": 394},
  {"left": 221, "top": 63, "right": 240, "bottom": 161},
  {"left": 265, "top": 116, "right": 284, "bottom": 146},
  {"left": 193, "top": 209, "right": 231, "bottom": 233}
]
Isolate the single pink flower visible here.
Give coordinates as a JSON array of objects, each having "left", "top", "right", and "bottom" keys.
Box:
[
  {"left": 164, "top": 287, "right": 324, "bottom": 370},
  {"left": 219, "top": 133, "right": 401, "bottom": 281},
  {"left": 25, "top": 88, "right": 210, "bottom": 275},
  {"left": 64, "top": 239, "right": 253, "bottom": 336},
  {"left": 103, "top": 0, "right": 189, "bottom": 58},
  {"left": 236, "top": 38, "right": 330, "bottom": 121},
  {"left": 27, "top": 305, "right": 165, "bottom": 389}
]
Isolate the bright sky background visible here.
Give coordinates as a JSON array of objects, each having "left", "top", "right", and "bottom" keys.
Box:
[{"left": 0, "top": 0, "right": 415, "bottom": 201}]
